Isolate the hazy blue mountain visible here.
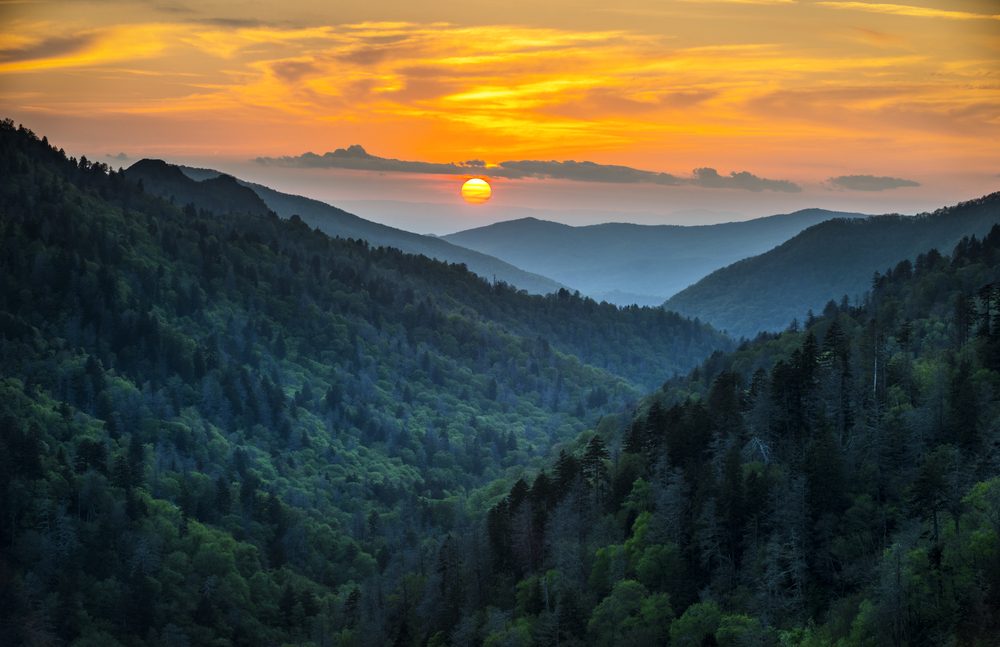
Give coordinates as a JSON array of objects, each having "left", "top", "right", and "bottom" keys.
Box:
[
  {"left": 443, "top": 209, "right": 867, "bottom": 305},
  {"left": 126, "top": 161, "right": 565, "bottom": 295},
  {"left": 665, "top": 192, "right": 1000, "bottom": 337},
  {"left": 329, "top": 198, "right": 739, "bottom": 235}
]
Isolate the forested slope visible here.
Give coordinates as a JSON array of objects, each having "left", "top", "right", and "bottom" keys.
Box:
[
  {"left": 666, "top": 195, "right": 1000, "bottom": 338},
  {"left": 441, "top": 225, "right": 1000, "bottom": 645},
  {"left": 123, "top": 159, "right": 271, "bottom": 217},
  {"left": 0, "top": 120, "right": 728, "bottom": 646},
  {"left": 130, "top": 162, "right": 566, "bottom": 296},
  {"left": 7, "top": 117, "right": 997, "bottom": 647}
]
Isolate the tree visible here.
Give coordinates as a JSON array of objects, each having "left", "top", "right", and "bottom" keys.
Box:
[
  {"left": 215, "top": 476, "right": 232, "bottom": 515},
  {"left": 582, "top": 436, "right": 610, "bottom": 505},
  {"left": 587, "top": 580, "right": 672, "bottom": 647},
  {"left": 947, "top": 359, "right": 979, "bottom": 448},
  {"left": 670, "top": 600, "right": 722, "bottom": 647},
  {"left": 554, "top": 450, "right": 580, "bottom": 497},
  {"left": 910, "top": 445, "right": 957, "bottom": 541},
  {"left": 716, "top": 614, "right": 769, "bottom": 646}
]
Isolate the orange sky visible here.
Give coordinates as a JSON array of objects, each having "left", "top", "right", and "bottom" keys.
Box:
[{"left": 0, "top": 0, "right": 997, "bottom": 229}]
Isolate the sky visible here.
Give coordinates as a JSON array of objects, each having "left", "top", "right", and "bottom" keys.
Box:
[{"left": 0, "top": 0, "right": 997, "bottom": 233}]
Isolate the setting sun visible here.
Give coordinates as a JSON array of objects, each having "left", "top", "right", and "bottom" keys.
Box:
[{"left": 461, "top": 178, "right": 492, "bottom": 204}]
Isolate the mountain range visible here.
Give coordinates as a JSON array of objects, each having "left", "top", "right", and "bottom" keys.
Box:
[
  {"left": 123, "top": 158, "right": 1000, "bottom": 343},
  {"left": 666, "top": 193, "right": 1000, "bottom": 337},
  {"left": 125, "top": 160, "right": 565, "bottom": 295},
  {"left": 3, "top": 119, "right": 1000, "bottom": 646},
  {"left": 443, "top": 209, "right": 867, "bottom": 305}
]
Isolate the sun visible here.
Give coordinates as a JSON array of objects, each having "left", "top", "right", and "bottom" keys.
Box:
[{"left": 461, "top": 178, "right": 492, "bottom": 204}]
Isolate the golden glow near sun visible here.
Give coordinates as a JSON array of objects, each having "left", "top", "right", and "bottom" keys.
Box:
[
  {"left": 0, "top": 0, "right": 996, "bottom": 205},
  {"left": 461, "top": 178, "right": 492, "bottom": 204}
]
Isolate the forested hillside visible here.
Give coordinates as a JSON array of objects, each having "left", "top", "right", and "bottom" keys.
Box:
[
  {"left": 0, "top": 120, "right": 729, "bottom": 646},
  {"left": 128, "top": 162, "right": 565, "bottom": 296},
  {"left": 434, "top": 225, "right": 1000, "bottom": 645},
  {"left": 666, "top": 196, "right": 1000, "bottom": 338},
  {"left": 123, "top": 159, "right": 271, "bottom": 217}
]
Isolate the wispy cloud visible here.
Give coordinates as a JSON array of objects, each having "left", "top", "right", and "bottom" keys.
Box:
[
  {"left": 817, "top": 2, "right": 1000, "bottom": 22},
  {"left": 495, "top": 159, "right": 686, "bottom": 185},
  {"left": 0, "top": 24, "right": 173, "bottom": 72},
  {"left": 679, "top": 0, "right": 796, "bottom": 4},
  {"left": 258, "top": 145, "right": 476, "bottom": 175},
  {"left": 0, "top": 33, "right": 97, "bottom": 62},
  {"left": 827, "top": 174, "right": 920, "bottom": 191},
  {"left": 0, "top": 12, "right": 995, "bottom": 181},
  {"left": 257, "top": 146, "right": 801, "bottom": 192}
]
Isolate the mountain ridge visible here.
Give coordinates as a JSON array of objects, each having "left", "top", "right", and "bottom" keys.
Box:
[
  {"left": 126, "top": 160, "right": 567, "bottom": 296},
  {"left": 665, "top": 192, "right": 1000, "bottom": 337},
  {"left": 125, "top": 158, "right": 271, "bottom": 216},
  {"left": 444, "top": 207, "right": 869, "bottom": 305}
]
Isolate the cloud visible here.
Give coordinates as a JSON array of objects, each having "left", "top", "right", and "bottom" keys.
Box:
[
  {"left": 692, "top": 167, "right": 802, "bottom": 192},
  {"left": 0, "top": 25, "right": 172, "bottom": 73},
  {"left": 2, "top": 16, "right": 993, "bottom": 181},
  {"left": 106, "top": 152, "right": 130, "bottom": 162},
  {"left": 271, "top": 60, "right": 319, "bottom": 82},
  {"left": 197, "top": 17, "right": 271, "bottom": 28},
  {"left": 817, "top": 2, "right": 1000, "bottom": 21},
  {"left": 256, "top": 147, "right": 800, "bottom": 192},
  {"left": 258, "top": 145, "right": 477, "bottom": 175},
  {"left": 494, "top": 159, "right": 685, "bottom": 185},
  {"left": 827, "top": 174, "right": 920, "bottom": 191},
  {"left": 679, "top": 0, "right": 796, "bottom": 4},
  {"left": 153, "top": 2, "right": 196, "bottom": 14},
  {"left": 0, "top": 34, "right": 97, "bottom": 63}
]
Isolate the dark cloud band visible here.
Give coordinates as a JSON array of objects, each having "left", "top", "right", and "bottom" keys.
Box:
[
  {"left": 256, "top": 146, "right": 801, "bottom": 192},
  {"left": 828, "top": 174, "right": 920, "bottom": 191}
]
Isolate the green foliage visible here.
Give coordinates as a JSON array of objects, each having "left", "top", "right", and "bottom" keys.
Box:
[
  {"left": 179, "top": 163, "right": 569, "bottom": 296},
  {"left": 0, "top": 119, "right": 727, "bottom": 645},
  {"left": 667, "top": 196, "right": 1000, "bottom": 337},
  {"left": 716, "top": 614, "right": 770, "bottom": 646},
  {"left": 2, "top": 119, "right": 999, "bottom": 646},
  {"left": 587, "top": 580, "right": 672, "bottom": 647},
  {"left": 670, "top": 600, "right": 722, "bottom": 646},
  {"left": 444, "top": 215, "right": 1000, "bottom": 645}
]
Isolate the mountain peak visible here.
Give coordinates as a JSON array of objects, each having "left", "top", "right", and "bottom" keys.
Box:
[
  {"left": 125, "top": 159, "right": 270, "bottom": 216},
  {"left": 127, "top": 158, "right": 188, "bottom": 180}
]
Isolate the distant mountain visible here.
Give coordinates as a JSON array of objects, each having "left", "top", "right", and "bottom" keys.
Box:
[
  {"left": 329, "top": 198, "right": 739, "bottom": 235},
  {"left": 163, "top": 164, "right": 565, "bottom": 295},
  {"left": 665, "top": 192, "right": 1000, "bottom": 338},
  {"left": 443, "top": 209, "right": 867, "bottom": 305}
]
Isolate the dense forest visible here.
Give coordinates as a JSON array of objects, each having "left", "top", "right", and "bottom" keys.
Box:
[
  {"left": 449, "top": 224, "right": 1000, "bottom": 645},
  {"left": 666, "top": 196, "right": 1000, "bottom": 338},
  {"left": 0, "top": 119, "right": 729, "bottom": 646},
  {"left": 2, "top": 119, "right": 999, "bottom": 646}
]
